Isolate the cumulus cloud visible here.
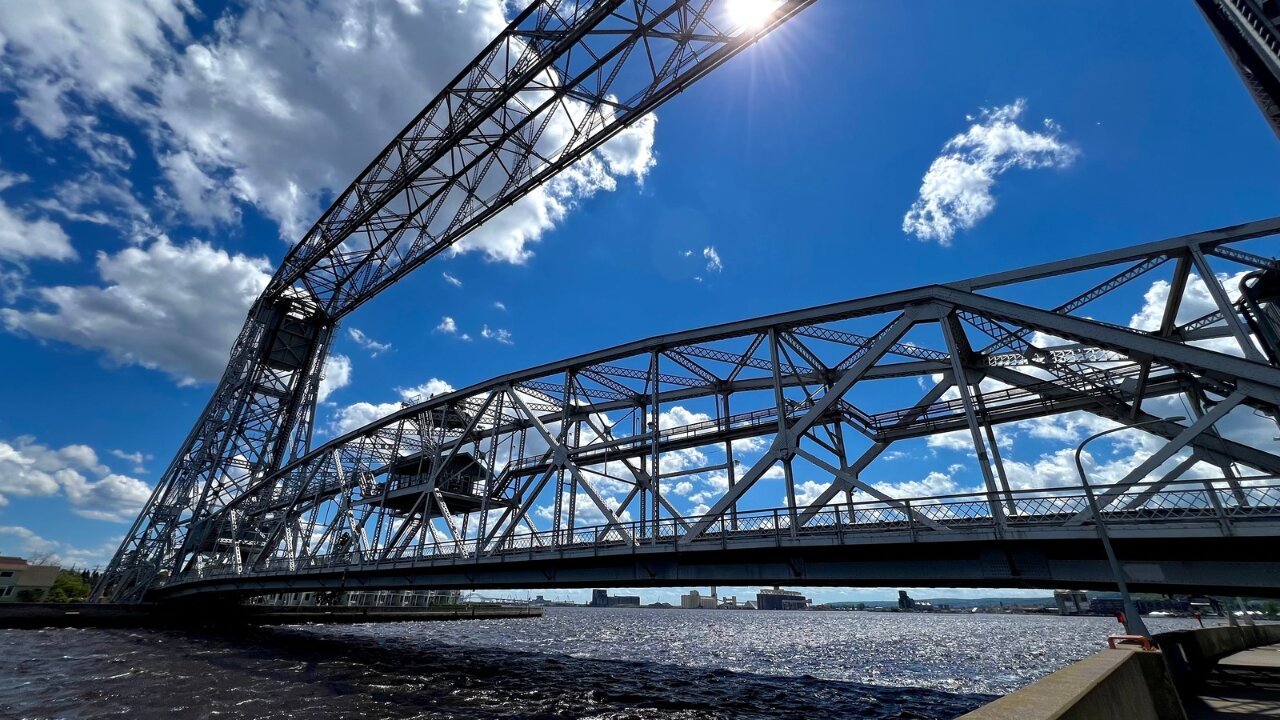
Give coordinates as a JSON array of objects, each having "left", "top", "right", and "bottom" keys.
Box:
[
  {"left": 442, "top": 272, "right": 463, "bottom": 288},
  {"left": 903, "top": 99, "right": 1077, "bottom": 245},
  {"left": 0, "top": 0, "right": 658, "bottom": 385},
  {"left": 436, "top": 316, "right": 458, "bottom": 334},
  {"left": 0, "top": 185, "right": 76, "bottom": 264},
  {"left": 317, "top": 353, "right": 351, "bottom": 403},
  {"left": 1, "top": 238, "right": 271, "bottom": 385},
  {"left": 2, "top": 0, "right": 655, "bottom": 248},
  {"left": 328, "top": 378, "right": 454, "bottom": 435},
  {"left": 536, "top": 491, "right": 631, "bottom": 527},
  {"left": 0, "top": 437, "right": 150, "bottom": 521},
  {"left": 347, "top": 327, "right": 390, "bottom": 357}
]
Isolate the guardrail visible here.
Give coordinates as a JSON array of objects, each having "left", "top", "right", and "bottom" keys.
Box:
[{"left": 168, "top": 477, "right": 1280, "bottom": 586}]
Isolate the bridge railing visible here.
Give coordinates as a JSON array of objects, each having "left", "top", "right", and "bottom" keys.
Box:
[{"left": 173, "top": 477, "right": 1280, "bottom": 585}]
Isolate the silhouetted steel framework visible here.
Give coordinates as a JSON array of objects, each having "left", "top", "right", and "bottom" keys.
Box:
[
  {"left": 98, "top": 1, "right": 1280, "bottom": 603},
  {"left": 148, "top": 220, "right": 1280, "bottom": 600},
  {"left": 1197, "top": 0, "right": 1280, "bottom": 138}
]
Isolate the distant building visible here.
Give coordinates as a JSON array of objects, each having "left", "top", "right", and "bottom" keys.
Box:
[
  {"left": 1054, "top": 590, "right": 1090, "bottom": 616},
  {"left": 897, "top": 590, "right": 915, "bottom": 611},
  {"left": 590, "top": 589, "right": 641, "bottom": 608},
  {"left": 1089, "top": 597, "right": 1189, "bottom": 617},
  {"left": 681, "top": 589, "right": 718, "bottom": 609},
  {"left": 757, "top": 587, "right": 809, "bottom": 610},
  {"left": 0, "top": 557, "right": 60, "bottom": 602}
]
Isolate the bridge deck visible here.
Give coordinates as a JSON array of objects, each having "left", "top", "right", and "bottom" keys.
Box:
[{"left": 155, "top": 481, "right": 1280, "bottom": 600}]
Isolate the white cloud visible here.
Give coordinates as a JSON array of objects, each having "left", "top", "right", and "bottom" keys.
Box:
[
  {"left": 903, "top": 99, "right": 1077, "bottom": 245},
  {"left": 2, "top": 0, "right": 656, "bottom": 253},
  {"left": 0, "top": 176, "right": 76, "bottom": 262},
  {"left": 493, "top": 301, "right": 506, "bottom": 311},
  {"left": 481, "top": 325, "right": 513, "bottom": 345},
  {"left": 61, "top": 472, "right": 152, "bottom": 522},
  {"left": 658, "top": 406, "right": 711, "bottom": 429},
  {"left": 871, "top": 470, "right": 964, "bottom": 500},
  {"left": 702, "top": 246, "right": 723, "bottom": 272},
  {"left": 398, "top": 378, "right": 454, "bottom": 405},
  {"left": 329, "top": 377, "right": 454, "bottom": 435},
  {"left": 535, "top": 491, "right": 631, "bottom": 526},
  {"left": 436, "top": 316, "right": 458, "bottom": 335},
  {"left": 0, "top": 525, "right": 119, "bottom": 569},
  {"left": 347, "top": 327, "right": 390, "bottom": 357},
  {"left": 1, "top": 238, "right": 271, "bottom": 385},
  {"left": 442, "top": 272, "right": 463, "bottom": 288},
  {"left": 0, "top": 0, "right": 192, "bottom": 130},
  {"left": 795, "top": 479, "right": 832, "bottom": 507},
  {"left": 328, "top": 401, "right": 403, "bottom": 436},
  {"left": 317, "top": 353, "right": 351, "bottom": 403},
  {"left": 0, "top": 0, "right": 660, "bottom": 390},
  {"left": 732, "top": 435, "right": 770, "bottom": 455},
  {"left": 109, "top": 449, "right": 153, "bottom": 473},
  {"left": 0, "top": 436, "right": 150, "bottom": 522}
]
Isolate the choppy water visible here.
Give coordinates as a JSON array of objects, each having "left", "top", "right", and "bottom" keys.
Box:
[{"left": 0, "top": 607, "right": 1201, "bottom": 719}]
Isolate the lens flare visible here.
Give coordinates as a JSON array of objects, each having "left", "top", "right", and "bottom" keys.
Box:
[{"left": 724, "top": 0, "right": 779, "bottom": 31}]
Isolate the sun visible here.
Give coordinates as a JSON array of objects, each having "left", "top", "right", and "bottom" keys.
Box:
[{"left": 724, "top": 0, "right": 780, "bottom": 31}]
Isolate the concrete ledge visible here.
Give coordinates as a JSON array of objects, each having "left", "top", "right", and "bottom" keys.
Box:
[
  {"left": 964, "top": 624, "right": 1280, "bottom": 720},
  {"left": 1155, "top": 623, "right": 1280, "bottom": 689},
  {"left": 959, "top": 648, "right": 1184, "bottom": 720}
]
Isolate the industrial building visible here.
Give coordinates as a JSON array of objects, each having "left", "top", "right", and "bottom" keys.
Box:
[
  {"left": 756, "top": 587, "right": 810, "bottom": 611},
  {"left": 681, "top": 589, "right": 719, "bottom": 609},
  {"left": 590, "top": 589, "right": 641, "bottom": 608},
  {"left": 0, "top": 556, "right": 60, "bottom": 602},
  {"left": 1054, "top": 590, "right": 1090, "bottom": 616}
]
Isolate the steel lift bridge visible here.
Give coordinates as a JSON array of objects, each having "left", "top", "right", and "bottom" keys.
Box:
[{"left": 96, "top": 0, "right": 1280, "bottom": 604}]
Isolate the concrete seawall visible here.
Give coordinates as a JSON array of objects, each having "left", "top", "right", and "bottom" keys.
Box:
[{"left": 961, "top": 624, "right": 1280, "bottom": 720}]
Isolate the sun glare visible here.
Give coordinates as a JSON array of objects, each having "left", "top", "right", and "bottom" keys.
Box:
[{"left": 724, "top": 0, "right": 779, "bottom": 31}]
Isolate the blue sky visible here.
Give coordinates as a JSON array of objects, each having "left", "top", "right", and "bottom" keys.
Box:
[{"left": 0, "top": 0, "right": 1276, "bottom": 603}]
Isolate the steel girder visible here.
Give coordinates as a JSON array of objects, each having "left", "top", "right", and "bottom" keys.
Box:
[
  {"left": 1197, "top": 0, "right": 1280, "bottom": 139},
  {"left": 143, "top": 221, "right": 1280, "bottom": 597},
  {"left": 95, "top": 0, "right": 818, "bottom": 602}
]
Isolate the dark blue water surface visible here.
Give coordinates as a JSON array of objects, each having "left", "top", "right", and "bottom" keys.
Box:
[{"left": 0, "top": 608, "right": 1201, "bottom": 719}]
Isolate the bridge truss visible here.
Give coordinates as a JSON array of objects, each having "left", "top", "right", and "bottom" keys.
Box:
[
  {"left": 96, "top": 0, "right": 815, "bottom": 602},
  {"left": 98, "top": 0, "right": 1280, "bottom": 602},
  {"left": 155, "top": 219, "right": 1280, "bottom": 599}
]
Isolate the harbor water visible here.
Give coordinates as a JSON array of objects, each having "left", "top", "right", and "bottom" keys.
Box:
[{"left": 0, "top": 607, "right": 1203, "bottom": 719}]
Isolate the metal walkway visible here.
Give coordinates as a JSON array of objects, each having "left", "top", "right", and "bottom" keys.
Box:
[{"left": 156, "top": 479, "right": 1280, "bottom": 599}]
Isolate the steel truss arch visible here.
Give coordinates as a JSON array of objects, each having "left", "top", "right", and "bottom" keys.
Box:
[{"left": 145, "top": 219, "right": 1280, "bottom": 599}]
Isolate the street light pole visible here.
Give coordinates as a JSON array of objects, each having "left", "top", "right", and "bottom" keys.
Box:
[{"left": 1074, "top": 416, "right": 1185, "bottom": 638}]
